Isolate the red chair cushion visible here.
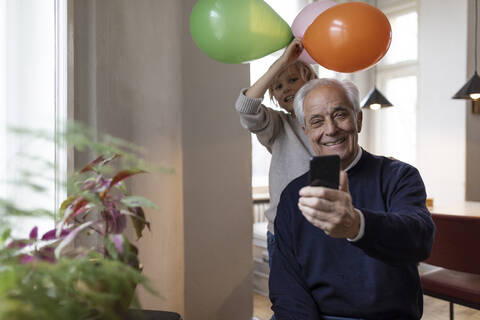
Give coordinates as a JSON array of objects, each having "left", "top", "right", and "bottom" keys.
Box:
[{"left": 421, "top": 268, "right": 480, "bottom": 305}]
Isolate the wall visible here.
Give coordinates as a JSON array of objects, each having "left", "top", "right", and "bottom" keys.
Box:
[
  {"left": 181, "top": 0, "right": 252, "bottom": 318},
  {"left": 466, "top": 0, "right": 480, "bottom": 201},
  {"left": 73, "top": 0, "right": 252, "bottom": 319},
  {"left": 417, "top": 0, "right": 467, "bottom": 206}
]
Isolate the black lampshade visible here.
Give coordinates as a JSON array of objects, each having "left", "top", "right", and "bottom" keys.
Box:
[
  {"left": 452, "top": 71, "right": 480, "bottom": 99},
  {"left": 361, "top": 87, "right": 393, "bottom": 110}
]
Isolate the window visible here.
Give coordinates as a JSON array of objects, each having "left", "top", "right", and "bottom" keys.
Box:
[
  {"left": 0, "top": 0, "right": 67, "bottom": 236},
  {"left": 371, "top": 0, "right": 418, "bottom": 165}
]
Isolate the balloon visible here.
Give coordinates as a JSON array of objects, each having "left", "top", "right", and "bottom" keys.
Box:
[
  {"left": 190, "top": 0, "right": 293, "bottom": 64},
  {"left": 291, "top": 0, "right": 336, "bottom": 64},
  {"left": 303, "top": 2, "right": 392, "bottom": 73}
]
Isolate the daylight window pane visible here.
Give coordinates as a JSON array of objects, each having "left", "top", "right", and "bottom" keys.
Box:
[
  {"left": 376, "top": 76, "right": 417, "bottom": 165},
  {"left": 1, "top": 0, "right": 59, "bottom": 236},
  {"left": 381, "top": 12, "right": 418, "bottom": 65}
]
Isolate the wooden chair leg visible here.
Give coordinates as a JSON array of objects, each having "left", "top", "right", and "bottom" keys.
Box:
[{"left": 449, "top": 302, "right": 454, "bottom": 320}]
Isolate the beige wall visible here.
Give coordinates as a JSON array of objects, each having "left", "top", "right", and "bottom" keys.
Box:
[
  {"left": 73, "top": 1, "right": 252, "bottom": 319},
  {"left": 181, "top": 0, "right": 252, "bottom": 319}
]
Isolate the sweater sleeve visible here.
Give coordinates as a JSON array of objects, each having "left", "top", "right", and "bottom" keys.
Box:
[
  {"left": 235, "top": 89, "right": 282, "bottom": 150},
  {"left": 269, "top": 192, "right": 321, "bottom": 320},
  {"left": 352, "top": 164, "right": 435, "bottom": 263}
]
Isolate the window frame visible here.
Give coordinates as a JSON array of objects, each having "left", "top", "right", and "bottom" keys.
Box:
[{"left": 371, "top": 0, "right": 419, "bottom": 164}]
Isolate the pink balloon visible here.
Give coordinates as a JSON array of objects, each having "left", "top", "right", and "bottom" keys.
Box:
[{"left": 291, "top": 0, "right": 337, "bottom": 64}]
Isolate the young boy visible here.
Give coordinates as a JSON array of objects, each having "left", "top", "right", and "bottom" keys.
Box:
[{"left": 234, "top": 38, "right": 318, "bottom": 266}]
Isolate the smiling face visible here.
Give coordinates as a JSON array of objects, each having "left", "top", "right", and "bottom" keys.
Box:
[
  {"left": 272, "top": 65, "right": 307, "bottom": 113},
  {"left": 303, "top": 84, "right": 363, "bottom": 170}
]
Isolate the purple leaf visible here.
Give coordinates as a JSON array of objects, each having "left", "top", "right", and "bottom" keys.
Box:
[
  {"left": 102, "top": 202, "right": 127, "bottom": 234},
  {"left": 7, "top": 240, "right": 27, "bottom": 249},
  {"left": 20, "top": 255, "right": 35, "bottom": 264},
  {"left": 29, "top": 226, "right": 38, "bottom": 240},
  {"left": 41, "top": 228, "right": 71, "bottom": 240},
  {"left": 55, "top": 220, "right": 94, "bottom": 259},
  {"left": 81, "top": 180, "right": 97, "bottom": 190},
  {"left": 109, "top": 234, "right": 124, "bottom": 254},
  {"left": 36, "top": 247, "right": 56, "bottom": 263}
]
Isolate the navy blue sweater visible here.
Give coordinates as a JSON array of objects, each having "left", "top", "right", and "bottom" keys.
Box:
[{"left": 269, "top": 150, "right": 435, "bottom": 320}]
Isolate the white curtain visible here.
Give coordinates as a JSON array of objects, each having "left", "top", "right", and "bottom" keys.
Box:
[{"left": 0, "top": 0, "right": 67, "bottom": 236}]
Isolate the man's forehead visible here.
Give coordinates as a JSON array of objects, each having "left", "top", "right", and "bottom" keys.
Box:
[{"left": 305, "top": 85, "right": 352, "bottom": 113}]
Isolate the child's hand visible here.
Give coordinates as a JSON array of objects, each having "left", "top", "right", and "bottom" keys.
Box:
[{"left": 279, "top": 38, "right": 304, "bottom": 65}]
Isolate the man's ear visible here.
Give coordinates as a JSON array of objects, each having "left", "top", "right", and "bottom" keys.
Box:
[{"left": 356, "top": 110, "right": 363, "bottom": 133}]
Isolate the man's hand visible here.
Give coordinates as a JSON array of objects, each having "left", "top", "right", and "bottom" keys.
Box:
[{"left": 298, "top": 171, "right": 360, "bottom": 239}]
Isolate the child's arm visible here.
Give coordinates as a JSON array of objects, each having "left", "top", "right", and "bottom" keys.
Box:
[
  {"left": 235, "top": 38, "right": 304, "bottom": 150},
  {"left": 245, "top": 38, "right": 304, "bottom": 99}
]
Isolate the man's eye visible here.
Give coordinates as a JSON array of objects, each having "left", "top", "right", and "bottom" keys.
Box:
[
  {"left": 310, "top": 120, "right": 323, "bottom": 128},
  {"left": 275, "top": 84, "right": 282, "bottom": 90},
  {"left": 288, "top": 77, "right": 298, "bottom": 83},
  {"left": 334, "top": 112, "right": 346, "bottom": 119}
]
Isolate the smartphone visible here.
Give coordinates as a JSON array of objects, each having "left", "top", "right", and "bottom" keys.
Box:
[{"left": 309, "top": 155, "right": 340, "bottom": 189}]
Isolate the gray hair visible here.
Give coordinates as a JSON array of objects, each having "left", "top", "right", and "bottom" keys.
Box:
[{"left": 293, "top": 78, "right": 360, "bottom": 127}]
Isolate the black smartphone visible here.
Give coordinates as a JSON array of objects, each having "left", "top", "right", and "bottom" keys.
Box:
[{"left": 309, "top": 155, "right": 340, "bottom": 189}]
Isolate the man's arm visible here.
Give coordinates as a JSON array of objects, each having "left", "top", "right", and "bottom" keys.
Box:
[
  {"left": 298, "top": 166, "right": 434, "bottom": 263},
  {"left": 352, "top": 165, "right": 435, "bottom": 263},
  {"left": 269, "top": 192, "right": 321, "bottom": 320}
]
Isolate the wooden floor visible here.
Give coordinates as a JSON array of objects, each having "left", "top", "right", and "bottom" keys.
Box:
[{"left": 253, "top": 293, "right": 480, "bottom": 320}]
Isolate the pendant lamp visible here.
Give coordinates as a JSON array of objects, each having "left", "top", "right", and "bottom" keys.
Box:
[
  {"left": 453, "top": 0, "right": 480, "bottom": 114},
  {"left": 361, "top": 0, "right": 393, "bottom": 110},
  {"left": 361, "top": 86, "right": 393, "bottom": 110}
]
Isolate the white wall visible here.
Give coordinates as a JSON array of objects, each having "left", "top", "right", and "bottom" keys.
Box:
[
  {"left": 417, "top": 0, "right": 467, "bottom": 206},
  {"left": 466, "top": 0, "right": 480, "bottom": 201}
]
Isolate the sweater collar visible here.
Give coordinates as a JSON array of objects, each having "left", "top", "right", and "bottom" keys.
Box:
[{"left": 344, "top": 147, "right": 362, "bottom": 172}]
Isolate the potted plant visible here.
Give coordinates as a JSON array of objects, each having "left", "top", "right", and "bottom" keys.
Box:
[{"left": 0, "top": 123, "right": 168, "bottom": 320}]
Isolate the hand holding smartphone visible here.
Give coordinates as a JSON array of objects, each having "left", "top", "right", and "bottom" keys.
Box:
[{"left": 309, "top": 155, "right": 340, "bottom": 189}]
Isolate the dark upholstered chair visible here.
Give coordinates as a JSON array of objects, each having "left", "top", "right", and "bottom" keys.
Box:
[{"left": 421, "top": 213, "right": 480, "bottom": 320}]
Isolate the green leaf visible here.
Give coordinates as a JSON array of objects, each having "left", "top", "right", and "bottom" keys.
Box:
[
  {"left": 121, "top": 196, "right": 159, "bottom": 210},
  {"left": 127, "top": 207, "right": 150, "bottom": 240},
  {"left": 116, "top": 181, "right": 128, "bottom": 194},
  {"left": 59, "top": 196, "right": 78, "bottom": 218},
  {"left": 104, "top": 236, "right": 119, "bottom": 261},
  {"left": 0, "top": 228, "right": 11, "bottom": 245}
]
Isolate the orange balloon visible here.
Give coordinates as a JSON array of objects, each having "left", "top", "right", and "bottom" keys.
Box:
[{"left": 303, "top": 2, "right": 392, "bottom": 73}]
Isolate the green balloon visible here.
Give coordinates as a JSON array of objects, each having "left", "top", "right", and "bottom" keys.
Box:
[{"left": 190, "top": 0, "right": 293, "bottom": 64}]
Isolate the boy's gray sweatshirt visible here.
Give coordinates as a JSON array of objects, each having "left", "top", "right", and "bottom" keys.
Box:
[{"left": 235, "top": 90, "right": 314, "bottom": 233}]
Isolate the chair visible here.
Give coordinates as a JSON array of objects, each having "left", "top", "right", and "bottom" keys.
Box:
[{"left": 420, "top": 213, "right": 480, "bottom": 320}]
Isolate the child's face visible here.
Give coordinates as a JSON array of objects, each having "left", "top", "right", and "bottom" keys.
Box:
[{"left": 272, "top": 65, "right": 307, "bottom": 114}]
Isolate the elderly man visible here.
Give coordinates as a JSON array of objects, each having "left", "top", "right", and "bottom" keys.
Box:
[{"left": 269, "top": 78, "right": 435, "bottom": 320}]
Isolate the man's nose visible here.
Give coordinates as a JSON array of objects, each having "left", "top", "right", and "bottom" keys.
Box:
[{"left": 324, "top": 119, "right": 338, "bottom": 135}]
